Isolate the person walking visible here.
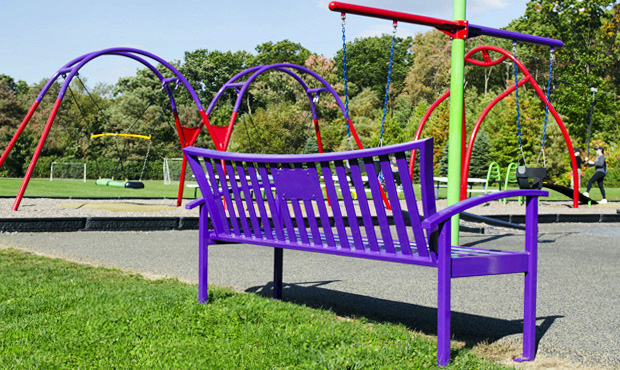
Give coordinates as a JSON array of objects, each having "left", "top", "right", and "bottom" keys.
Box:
[{"left": 584, "top": 146, "right": 608, "bottom": 204}]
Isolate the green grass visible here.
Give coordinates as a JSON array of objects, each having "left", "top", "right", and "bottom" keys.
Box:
[
  {"left": 0, "top": 178, "right": 200, "bottom": 199},
  {"left": 4, "top": 176, "right": 614, "bottom": 203},
  {"left": 0, "top": 249, "right": 510, "bottom": 369}
]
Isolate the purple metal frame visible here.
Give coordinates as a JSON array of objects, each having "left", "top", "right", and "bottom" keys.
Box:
[
  {"left": 204, "top": 63, "right": 364, "bottom": 151},
  {"left": 1, "top": 48, "right": 205, "bottom": 211},
  {"left": 184, "top": 137, "right": 547, "bottom": 366}
]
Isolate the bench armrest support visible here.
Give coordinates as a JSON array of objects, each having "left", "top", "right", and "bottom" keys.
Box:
[
  {"left": 421, "top": 189, "right": 548, "bottom": 231},
  {"left": 185, "top": 197, "right": 205, "bottom": 210}
]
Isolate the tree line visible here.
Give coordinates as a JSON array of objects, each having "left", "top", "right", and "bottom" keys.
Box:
[{"left": 1, "top": 0, "right": 619, "bottom": 186}]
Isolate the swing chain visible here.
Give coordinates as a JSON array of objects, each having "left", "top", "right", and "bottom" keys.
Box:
[
  {"left": 536, "top": 48, "right": 555, "bottom": 168},
  {"left": 512, "top": 41, "right": 527, "bottom": 166},
  {"left": 341, "top": 13, "right": 351, "bottom": 139},
  {"left": 379, "top": 21, "right": 398, "bottom": 147}
]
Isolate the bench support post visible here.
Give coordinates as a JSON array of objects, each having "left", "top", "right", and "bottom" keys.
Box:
[
  {"left": 198, "top": 205, "right": 210, "bottom": 303},
  {"left": 437, "top": 222, "right": 452, "bottom": 367},
  {"left": 515, "top": 196, "right": 538, "bottom": 362},
  {"left": 273, "top": 248, "right": 283, "bottom": 300}
]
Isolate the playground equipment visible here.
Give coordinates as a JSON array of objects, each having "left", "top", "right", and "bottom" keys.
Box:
[
  {"left": 408, "top": 45, "right": 580, "bottom": 207},
  {"left": 0, "top": 48, "right": 207, "bottom": 211},
  {"left": 204, "top": 63, "right": 364, "bottom": 152}
]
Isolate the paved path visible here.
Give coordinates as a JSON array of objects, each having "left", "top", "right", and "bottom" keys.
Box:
[{"left": 1, "top": 224, "right": 618, "bottom": 369}]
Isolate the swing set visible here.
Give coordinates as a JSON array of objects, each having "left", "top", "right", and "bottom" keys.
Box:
[
  {"left": 0, "top": 48, "right": 207, "bottom": 210},
  {"left": 332, "top": 2, "right": 579, "bottom": 208}
]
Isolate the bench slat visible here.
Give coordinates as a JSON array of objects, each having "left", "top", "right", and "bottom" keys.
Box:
[
  {"left": 227, "top": 162, "right": 252, "bottom": 238},
  {"left": 246, "top": 165, "right": 274, "bottom": 240},
  {"left": 237, "top": 163, "right": 263, "bottom": 238},
  {"left": 379, "top": 155, "right": 411, "bottom": 253},
  {"left": 186, "top": 155, "right": 224, "bottom": 234},
  {"left": 335, "top": 160, "right": 363, "bottom": 251},
  {"left": 258, "top": 164, "right": 285, "bottom": 241},
  {"left": 363, "top": 157, "right": 395, "bottom": 253},
  {"left": 395, "top": 153, "right": 428, "bottom": 257},
  {"left": 323, "top": 162, "right": 350, "bottom": 249},
  {"left": 204, "top": 159, "right": 230, "bottom": 235},
  {"left": 313, "top": 165, "right": 336, "bottom": 248},
  {"left": 349, "top": 160, "right": 379, "bottom": 252},
  {"left": 291, "top": 199, "right": 310, "bottom": 244}
]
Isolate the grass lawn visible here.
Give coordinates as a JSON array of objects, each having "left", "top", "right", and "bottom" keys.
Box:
[
  {"left": 0, "top": 249, "right": 510, "bottom": 369},
  {"left": 3, "top": 176, "right": 615, "bottom": 204},
  {"left": 0, "top": 178, "right": 200, "bottom": 199}
]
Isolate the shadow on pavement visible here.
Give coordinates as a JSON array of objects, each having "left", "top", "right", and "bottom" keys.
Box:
[{"left": 246, "top": 281, "right": 562, "bottom": 351}]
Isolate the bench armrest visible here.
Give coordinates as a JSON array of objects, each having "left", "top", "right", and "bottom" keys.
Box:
[
  {"left": 185, "top": 197, "right": 205, "bottom": 210},
  {"left": 421, "top": 189, "right": 548, "bottom": 231}
]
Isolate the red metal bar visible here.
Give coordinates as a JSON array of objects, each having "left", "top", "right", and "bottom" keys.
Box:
[
  {"left": 347, "top": 118, "right": 364, "bottom": 150},
  {"left": 199, "top": 110, "right": 224, "bottom": 151},
  {"left": 313, "top": 119, "right": 324, "bottom": 153},
  {"left": 460, "top": 45, "right": 579, "bottom": 207},
  {"left": 461, "top": 78, "right": 528, "bottom": 200},
  {"left": 0, "top": 101, "right": 39, "bottom": 170},
  {"left": 408, "top": 90, "right": 450, "bottom": 177},
  {"left": 177, "top": 154, "right": 188, "bottom": 207},
  {"left": 329, "top": 1, "right": 463, "bottom": 34},
  {"left": 13, "top": 98, "right": 62, "bottom": 211}
]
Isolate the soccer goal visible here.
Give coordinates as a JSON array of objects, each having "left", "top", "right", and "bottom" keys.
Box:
[
  {"left": 163, "top": 158, "right": 195, "bottom": 185},
  {"left": 50, "top": 162, "right": 87, "bottom": 182}
]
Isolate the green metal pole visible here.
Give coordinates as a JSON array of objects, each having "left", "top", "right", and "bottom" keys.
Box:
[{"left": 447, "top": 0, "right": 467, "bottom": 244}]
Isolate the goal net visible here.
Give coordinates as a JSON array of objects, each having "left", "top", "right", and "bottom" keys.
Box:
[
  {"left": 163, "top": 158, "right": 195, "bottom": 185},
  {"left": 50, "top": 162, "right": 87, "bottom": 182}
]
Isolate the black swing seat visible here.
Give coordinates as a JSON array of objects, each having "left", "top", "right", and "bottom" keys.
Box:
[
  {"left": 125, "top": 181, "right": 145, "bottom": 189},
  {"left": 516, "top": 166, "right": 546, "bottom": 190}
]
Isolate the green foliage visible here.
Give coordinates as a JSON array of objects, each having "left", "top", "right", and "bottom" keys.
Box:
[
  {"left": 229, "top": 102, "right": 311, "bottom": 154},
  {"left": 253, "top": 39, "right": 311, "bottom": 66},
  {"left": 334, "top": 34, "right": 413, "bottom": 100}
]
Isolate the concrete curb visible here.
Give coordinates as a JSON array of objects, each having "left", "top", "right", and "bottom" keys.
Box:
[
  {"left": 0, "top": 217, "right": 200, "bottom": 233},
  {"left": 1, "top": 213, "right": 619, "bottom": 233}
]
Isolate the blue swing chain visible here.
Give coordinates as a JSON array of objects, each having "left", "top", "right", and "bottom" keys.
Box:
[
  {"left": 513, "top": 42, "right": 527, "bottom": 166},
  {"left": 341, "top": 13, "right": 352, "bottom": 148},
  {"left": 537, "top": 48, "right": 555, "bottom": 167},
  {"left": 379, "top": 21, "right": 398, "bottom": 147}
]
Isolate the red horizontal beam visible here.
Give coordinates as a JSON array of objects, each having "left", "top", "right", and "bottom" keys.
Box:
[{"left": 329, "top": 1, "right": 464, "bottom": 33}]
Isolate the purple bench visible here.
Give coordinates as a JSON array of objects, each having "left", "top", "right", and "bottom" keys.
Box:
[{"left": 184, "top": 138, "right": 547, "bottom": 366}]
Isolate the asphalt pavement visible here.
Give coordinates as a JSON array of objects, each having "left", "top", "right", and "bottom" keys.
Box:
[{"left": 0, "top": 224, "right": 618, "bottom": 369}]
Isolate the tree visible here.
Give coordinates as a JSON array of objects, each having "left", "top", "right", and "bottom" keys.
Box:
[
  {"left": 253, "top": 40, "right": 311, "bottom": 66},
  {"left": 334, "top": 34, "right": 413, "bottom": 99},
  {"left": 0, "top": 77, "right": 30, "bottom": 176},
  {"left": 179, "top": 49, "right": 252, "bottom": 104}
]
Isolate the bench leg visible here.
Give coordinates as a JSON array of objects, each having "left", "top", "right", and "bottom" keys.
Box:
[
  {"left": 198, "top": 206, "right": 210, "bottom": 303},
  {"left": 437, "top": 223, "right": 452, "bottom": 367},
  {"left": 514, "top": 269, "right": 537, "bottom": 362},
  {"left": 273, "top": 248, "right": 283, "bottom": 300},
  {"left": 515, "top": 196, "right": 538, "bottom": 362}
]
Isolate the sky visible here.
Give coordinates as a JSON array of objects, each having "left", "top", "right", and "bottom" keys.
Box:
[{"left": 1, "top": 0, "right": 528, "bottom": 86}]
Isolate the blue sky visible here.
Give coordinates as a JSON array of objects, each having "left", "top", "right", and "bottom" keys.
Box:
[{"left": 1, "top": 0, "right": 527, "bottom": 86}]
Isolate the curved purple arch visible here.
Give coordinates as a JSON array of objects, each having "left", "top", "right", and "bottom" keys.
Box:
[
  {"left": 4, "top": 48, "right": 206, "bottom": 211},
  {"left": 206, "top": 63, "right": 349, "bottom": 125},
  {"left": 36, "top": 47, "right": 204, "bottom": 113}
]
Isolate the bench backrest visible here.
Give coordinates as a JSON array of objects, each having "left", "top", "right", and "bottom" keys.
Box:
[{"left": 184, "top": 138, "right": 437, "bottom": 259}]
